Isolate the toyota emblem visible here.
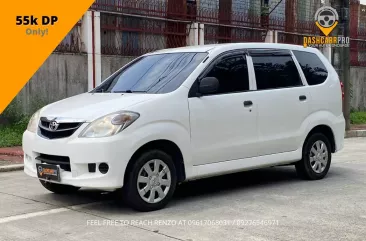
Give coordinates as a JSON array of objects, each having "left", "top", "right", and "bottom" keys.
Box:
[{"left": 49, "top": 121, "right": 59, "bottom": 131}]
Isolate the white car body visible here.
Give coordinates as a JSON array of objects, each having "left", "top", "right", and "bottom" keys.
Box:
[{"left": 23, "top": 43, "right": 345, "bottom": 191}]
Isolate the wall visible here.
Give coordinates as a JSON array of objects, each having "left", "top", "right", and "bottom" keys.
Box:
[
  {"left": 11, "top": 54, "right": 135, "bottom": 115},
  {"left": 14, "top": 53, "right": 88, "bottom": 115},
  {"left": 351, "top": 66, "right": 366, "bottom": 111}
]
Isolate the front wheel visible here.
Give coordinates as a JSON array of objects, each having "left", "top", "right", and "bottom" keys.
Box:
[
  {"left": 122, "top": 150, "right": 177, "bottom": 212},
  {"left": 39, "top": 180, "right": 80, "bottom": 194},
  {"left": 295, "top": 133, "right": 332, "bottom": 180}
]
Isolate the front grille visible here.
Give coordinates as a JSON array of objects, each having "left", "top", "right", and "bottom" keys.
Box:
[
  {"left": 38, "top": 117, "right": 82, "bottom": 139},
  {"left": 36, "top": 154, "right": 71, "bottom": 171},
  {"left": 40, "top": 120, "right": 80, "bottom": 130}
]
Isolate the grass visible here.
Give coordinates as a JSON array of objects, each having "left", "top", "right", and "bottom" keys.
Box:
[
  {"left": 350, "top": 111, "right": 366, "bottom": 125},
  {"left": 0, "top": 117, "right": 29, "bottom": 148}
]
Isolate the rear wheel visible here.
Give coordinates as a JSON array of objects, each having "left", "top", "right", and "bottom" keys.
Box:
[
  {"left": 39, "top": 180, "right": 80, "bottom": 194},
  {"left": 296, "top": 133, "right": 332, "bottom": 180},
  {"left": 122, "top": 149, "right": 177, "bottom": 212}
]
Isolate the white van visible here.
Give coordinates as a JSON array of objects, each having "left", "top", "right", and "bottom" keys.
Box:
[{"left": 23, "top": 43, "right": 345, "bottom": 211}]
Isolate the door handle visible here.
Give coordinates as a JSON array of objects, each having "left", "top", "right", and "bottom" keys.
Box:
[
  {"left": 299, "top": 95, "right": 307, "bottom": 101},
  {"left": 243, "top": 100, "right": 253, "bottom": 107}
]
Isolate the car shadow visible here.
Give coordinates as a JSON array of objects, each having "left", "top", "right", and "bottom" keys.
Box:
[
  {"left": 50, "top": 165, "right": 342, "bottom": 213},
  {"left": 173, "top": 166, "right": 299, "bottom": 199},
  {"left": 58, "top": 166, "right": 298, "bottom": 209}
]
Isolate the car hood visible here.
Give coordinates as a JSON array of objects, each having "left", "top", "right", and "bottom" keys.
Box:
[{"left": 40, "top": 93, "right": 157, "bottom": 122}]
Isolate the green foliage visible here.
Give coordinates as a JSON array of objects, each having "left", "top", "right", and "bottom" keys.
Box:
[
  {"left": 1, "top": 99, "right": 25, "bottom": 124},
  {"left": 350, "top": 112, "right": 366, "bottom": 125},
  {"left": 0, "top": 97, "right": 46, "bottom": 147},
  {"left": 0, "top": 117, "right": 29, "bottom": 147}
]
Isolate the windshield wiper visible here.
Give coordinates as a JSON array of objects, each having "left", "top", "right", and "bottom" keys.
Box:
[
  {"left": 94, "top": 89, "right": 109, "bottom": 93},
  {"left": 112, "top": 90, "right": 147, "bottom": 93}
]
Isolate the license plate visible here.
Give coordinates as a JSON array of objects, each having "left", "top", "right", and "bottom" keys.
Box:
[{"left": 36, "top": 163, "right": 60, "bottom": 182}]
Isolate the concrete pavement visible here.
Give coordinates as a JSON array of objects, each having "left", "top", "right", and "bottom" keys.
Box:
[{"left": 0, "top": 138, "right": 365, "bottom": 241}]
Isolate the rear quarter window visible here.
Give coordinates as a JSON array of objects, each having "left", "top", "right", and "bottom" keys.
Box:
[{"left": 292, "top": 50, "right": 328, "bottom": 85}]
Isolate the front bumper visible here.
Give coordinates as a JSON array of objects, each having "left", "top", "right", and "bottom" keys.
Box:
[{"left": 23, "top": 125, "right": 134, "bottom": 189}]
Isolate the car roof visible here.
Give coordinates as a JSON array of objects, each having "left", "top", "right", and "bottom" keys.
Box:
[
  {"left": 146, "top": 43, "right": 319, "bottom": 55},
  {"left": 147, "top": 44, "right": 218, "bottom": 54}
]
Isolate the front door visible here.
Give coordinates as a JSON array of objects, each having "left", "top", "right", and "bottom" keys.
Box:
[{"left": 188, "top": 52, "right": 258, "bottom": 166}]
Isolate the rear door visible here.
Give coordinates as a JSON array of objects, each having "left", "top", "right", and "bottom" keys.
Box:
[
  {"left": 188, "top": 51, "right": 258, "bottom": 165},
  {"left": 292, "top": 50, "right": 338, "bottom": 115},
  {"left": 249, "top": 49, "right": 310, "bottom": 156}
]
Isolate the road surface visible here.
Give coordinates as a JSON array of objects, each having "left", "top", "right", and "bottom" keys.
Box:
[{"left": 0, "top": 138, "right": 365, "bottom": 241}]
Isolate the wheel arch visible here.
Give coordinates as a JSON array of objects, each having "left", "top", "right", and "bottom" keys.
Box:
[
  {"left": 304, "top": 125, "right": 336, "bottom": 153},
  {"left": 124, "top": 139, "right": 186, "bottom": 184}
]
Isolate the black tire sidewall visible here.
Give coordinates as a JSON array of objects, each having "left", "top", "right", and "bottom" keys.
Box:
[
  {"left": 124, "top": 150, "right": 177, "bottom": 212},
  {"left": 301, "top": 133, "right": 332, "bottom": 179}
]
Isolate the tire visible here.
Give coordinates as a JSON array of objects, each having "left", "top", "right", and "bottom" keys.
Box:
[
  {"left": 39, "top": 180, "right": 80, "bottom": 194},
  {"left": 122, "top": 149, "right": 177, "bottom": 212},
  {"left": 295, "top": 133, "right": 332, "bottom": 180}
]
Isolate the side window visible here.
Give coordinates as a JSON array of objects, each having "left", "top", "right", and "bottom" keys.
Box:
[
  {"left": 252, "top": 54, "right": 303, "bottom": 90},
  {"left": 293, "top": 50, "right": 328, "bottom": 85},
  {"left": 204, "top": 54, "right": 250, "bottom": 94}
]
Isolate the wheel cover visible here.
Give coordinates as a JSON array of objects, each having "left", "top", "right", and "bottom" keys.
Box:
[
  {"left": 309, "top": 140, "right": 328, "bottom": 174},
  {"left": 137, "top": 159, "right": 171, "bottom": 204}
]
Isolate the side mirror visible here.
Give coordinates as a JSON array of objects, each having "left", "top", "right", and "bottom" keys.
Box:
[{"left": 198, "top": 77, "right": 219, "bottom": 95}]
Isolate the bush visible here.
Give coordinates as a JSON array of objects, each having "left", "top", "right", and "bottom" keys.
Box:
[
  {"left": 0, "top": 97, "right": 46, "bottom": 147},
  {"left": 350, "top": 112, "right": 366, "bottom": 125},
  {"left": 0, "top": 118, "right": 29, "bottom": 147}
]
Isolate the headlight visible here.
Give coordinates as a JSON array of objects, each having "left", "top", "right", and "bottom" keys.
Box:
[
  {"left": 79, "top": 111, "right": 140, "bottom": 138},
  {"left": 27, "top": 109, "right": 42, "bottom": 133}
]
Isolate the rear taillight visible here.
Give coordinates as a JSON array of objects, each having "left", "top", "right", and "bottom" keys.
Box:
[{"left": 340, "top": 81, "right": 344, "bottom": 100}]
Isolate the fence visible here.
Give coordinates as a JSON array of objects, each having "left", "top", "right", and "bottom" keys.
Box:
[
  {"left": 351, "top": 38, "right": 366, "bottom": 67},
  {"left": 204, "top": 24, "right": 266, "bottom": 44},
  {"left": 350, "top": 0, "right": 366, "bottom": 67},
  {"left": 89, "top": 0, "right": 327, "bottom": 54},
  {"left": 93, "top": 0, "right": 265, "bottom": 55},
  {"left": 54, "top": 22, "right": 82, "bottom": 53},
  {"left": 54, "top": 0, "right": 366, "bottom": 68},
  {"left": 99, "top": 12, "right": 188, "bottom": 56}
]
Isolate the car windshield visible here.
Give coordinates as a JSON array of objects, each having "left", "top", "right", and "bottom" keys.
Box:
[{"left": 93, "top": 52, "right": 207, "bottom": 94}]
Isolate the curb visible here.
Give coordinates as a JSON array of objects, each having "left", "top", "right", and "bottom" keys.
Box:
[
  {"left": 0, "top": 150, "right": 23, "bottom": 157},
  {"left": 0, "top": 153, "right": 24, "bottom": 157},
  {"left": 345, "top": 130, "right": 366, "bottom": 138},
  {"left": 0, "top": 164, "right": 24, "bottom": 172}
]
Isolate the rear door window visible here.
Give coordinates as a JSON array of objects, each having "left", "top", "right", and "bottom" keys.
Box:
[
  {"left": 292, "top": 50, "right": 328, "bottom": 85},
  {"left": 250, "top": 50, "right": 303, "bottom": 90}
]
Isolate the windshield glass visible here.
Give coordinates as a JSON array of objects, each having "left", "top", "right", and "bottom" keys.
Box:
[{"left": 93, "top": 52, "right": 207, "bottom": 94}]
